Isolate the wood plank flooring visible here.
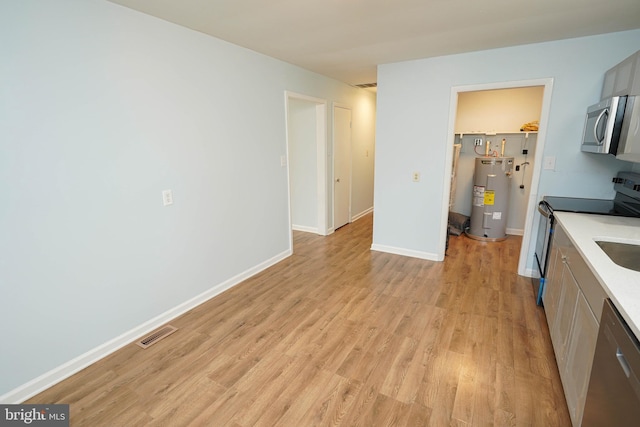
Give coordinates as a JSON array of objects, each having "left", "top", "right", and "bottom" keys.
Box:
[{"left": 28, "top": 213, "right": 571, "bottom": 426}]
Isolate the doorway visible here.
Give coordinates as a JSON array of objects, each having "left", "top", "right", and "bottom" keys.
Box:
[
  {"left": 443, "top": 78, "right": 554, "bottom": 276},
  {"left": 285, "top": 92, "right": 328, "bottom": 239},
  {"left": 451, "top": 86, "right": 544, "bottom": 236}
]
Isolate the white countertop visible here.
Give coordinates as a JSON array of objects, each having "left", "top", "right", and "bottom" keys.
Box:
[{"left": 554, "top": 212, "right": 640, "bottom": 337}]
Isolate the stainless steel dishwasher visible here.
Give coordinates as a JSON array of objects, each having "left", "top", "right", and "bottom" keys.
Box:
[{"left": 582, "top": 299, "right": 640, "bottom": 426}]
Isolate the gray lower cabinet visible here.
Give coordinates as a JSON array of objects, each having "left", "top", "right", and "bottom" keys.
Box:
[{"left": 542, "top": 222, "right": 602, "bottom": 427}]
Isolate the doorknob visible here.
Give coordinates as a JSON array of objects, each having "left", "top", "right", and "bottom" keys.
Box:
[{"left": 336, "top": 178, "right": 341, "bottom": 183}]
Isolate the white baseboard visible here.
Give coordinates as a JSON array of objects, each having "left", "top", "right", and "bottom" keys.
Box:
[
  {"left": 293, "top": 208, "right": 372, "bottom": 236},
  {"left": 292, "top": 224, "right": 318, "bottom": 233},
  {"left": 351, "top": 207, "right": 373, "bottom": 222},
  {"left": 506, "top": 227, "right": 524, "bottom": 236},
  {"left": 370, "top": 243, "right": 442, "bottom": 261},
  {"left": 0, "top": 248, "right": 292, "bottom": 404}
]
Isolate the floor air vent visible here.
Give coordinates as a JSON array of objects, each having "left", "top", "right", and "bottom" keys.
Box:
[{"left": 136, "top": 325, "right": 178, "bottom": 349}]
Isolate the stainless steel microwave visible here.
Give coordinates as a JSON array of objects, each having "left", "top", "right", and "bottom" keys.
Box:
[
  {"left": 581, "top": 96, "right": 626, "bottom": 154},
  {"left": 581, "top": 95, "right": 640, "bottom": 162}
]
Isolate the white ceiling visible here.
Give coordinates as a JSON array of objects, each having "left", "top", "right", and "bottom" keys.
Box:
[{"left": 108, "top": 0, "right": 640, "bottom": 86}]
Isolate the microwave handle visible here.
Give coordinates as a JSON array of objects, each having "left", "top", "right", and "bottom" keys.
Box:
[{"left": 594, "top": 108, "right": 608, "bottom": 144}]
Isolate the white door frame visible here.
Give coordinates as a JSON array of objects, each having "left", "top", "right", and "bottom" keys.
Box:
[
  {"left": 441, "top": 78, "right": 554, "bottom": 276},
  {"left": 284, "top": 91, "right": 329, "bottom": 245},
  {"left": 332, "top": 102, "right": 353, "bottom": 231}
]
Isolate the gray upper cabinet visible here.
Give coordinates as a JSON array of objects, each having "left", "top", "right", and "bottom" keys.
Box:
[{"left": 601, "top": 50, "right": 640, "bottom": 99}]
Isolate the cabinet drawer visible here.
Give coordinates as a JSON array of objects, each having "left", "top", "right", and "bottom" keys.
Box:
[
  {"left": 555, "top": 222, "right": 607, "bottom": 323},
  {"left": 553, "top": 222, "right": 571, "bottom": 256}
]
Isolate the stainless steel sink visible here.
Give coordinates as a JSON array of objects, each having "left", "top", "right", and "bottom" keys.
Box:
[{"left": 595, "top": 241, "right": 640, "bottom": 272}]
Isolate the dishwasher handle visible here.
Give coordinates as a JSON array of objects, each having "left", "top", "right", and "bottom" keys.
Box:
[
  {"left": 617, "top": 347, "right": 632, "bottom": 378},
  {"left": 601, "top": 302, "right": 640, "bottom": 401}
]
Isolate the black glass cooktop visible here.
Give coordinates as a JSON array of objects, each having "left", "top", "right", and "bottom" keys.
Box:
[{"left": 543, "top": 195, "right": 640, "bottom": 217}]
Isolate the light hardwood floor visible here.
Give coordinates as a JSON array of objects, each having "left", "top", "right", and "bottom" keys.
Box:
[{"left": 28, "top": 213, "right": 571, "bottom": 426}]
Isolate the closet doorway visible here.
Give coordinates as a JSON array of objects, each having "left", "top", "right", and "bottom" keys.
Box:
[{"left": 444, "top": 79, "right": 554, "bottom": 276}]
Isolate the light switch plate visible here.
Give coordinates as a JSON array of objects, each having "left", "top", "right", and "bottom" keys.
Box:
[{"left": 543, "top": 156, "right": 556, "bottom": 170}]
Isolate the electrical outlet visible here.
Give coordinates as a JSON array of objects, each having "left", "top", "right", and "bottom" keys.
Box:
[
  {"left": 162, "top": 189, "right": 173, "bottom": 206},
  {"left": 412, "top": 172, "right": 420, "bottom": 182},
  {"left": 474, "top": 138, "right": 483, "bottom": 146}
]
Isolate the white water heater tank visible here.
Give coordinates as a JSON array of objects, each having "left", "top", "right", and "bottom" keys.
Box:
[{"left": 467, "top": 157, "right": 514, "bottom": 241}]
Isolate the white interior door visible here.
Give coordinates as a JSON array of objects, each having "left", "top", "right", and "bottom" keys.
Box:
[
  {"left": 288, "top": 98, "right": 319, "bottom": 232},
  {"left": 334, "top": 106, "right": 352, "bottom": 230}
]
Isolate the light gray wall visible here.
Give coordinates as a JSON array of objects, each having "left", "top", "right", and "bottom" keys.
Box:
[
  {"left": 0, "top": 0, "right": 376, "bottom": 399},
  {"left": 373, "top": 30, "right": 640, "bottom": 265},
  {"left": 350, "top": 98, "right": 377, "bottom": 219}
]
